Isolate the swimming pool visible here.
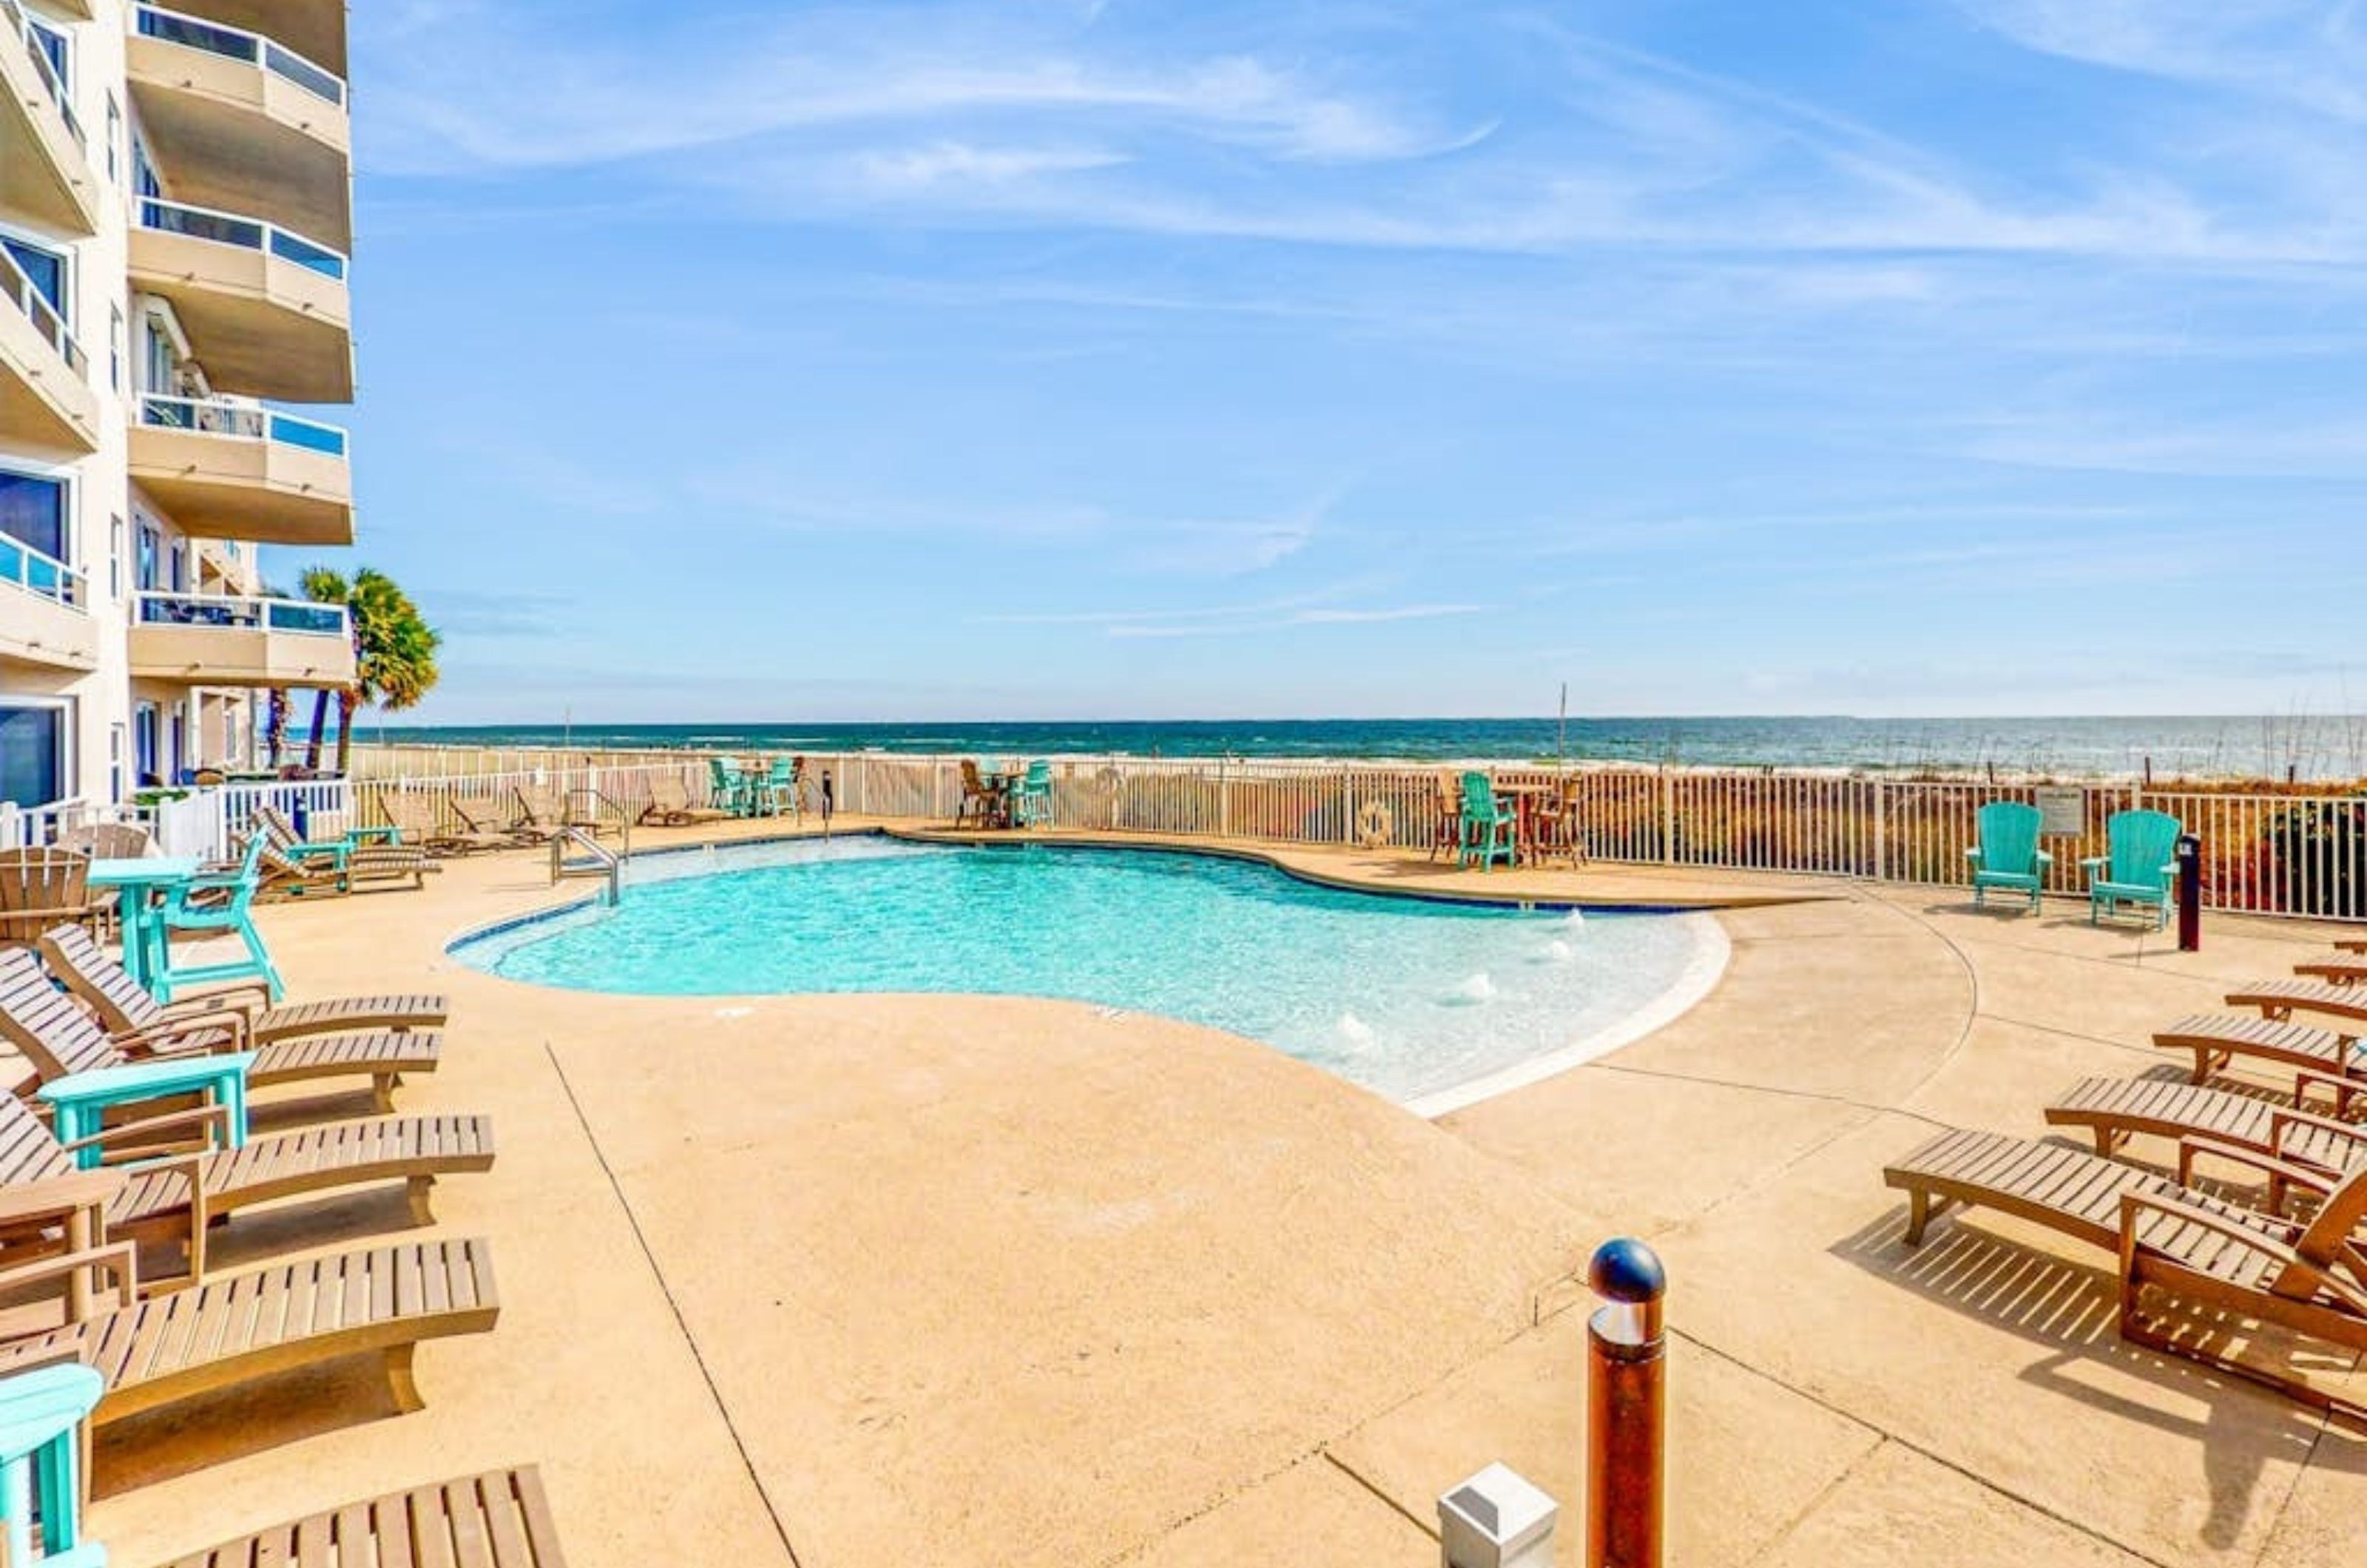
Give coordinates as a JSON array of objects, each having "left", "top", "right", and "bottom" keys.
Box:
[{"left": 453, "top": 837, "right": 1726, "bottom": 1112}]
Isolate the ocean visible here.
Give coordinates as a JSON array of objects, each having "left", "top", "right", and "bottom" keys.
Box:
[{"left": 362, "top": 716, "right": 2367, "bottom": 783}]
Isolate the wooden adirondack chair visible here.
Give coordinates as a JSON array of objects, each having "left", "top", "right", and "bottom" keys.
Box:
[
  {"left": 0, "top": 850, "right": 97, "bottom": 947},
  {"left": 1965, "top": 800, "right": 2052, "bottom": 912},
  {"left": 2083, "top": 808, "right": 2183, "bottom": 927}
]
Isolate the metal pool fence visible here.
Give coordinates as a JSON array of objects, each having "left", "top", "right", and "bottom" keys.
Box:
[{"left": 338, "top": 746, "right": 2367, "bottom": 924}]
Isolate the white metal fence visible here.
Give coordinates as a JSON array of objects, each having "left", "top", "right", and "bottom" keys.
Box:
[{"left": 340, "top": 745, "right": 2367, "bottom": 924}]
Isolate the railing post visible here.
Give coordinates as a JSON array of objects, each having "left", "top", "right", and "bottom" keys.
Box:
[
  {"left": 1587, "top": 1238, "right": 1666, "bottom": 1568},
  {"left": 1872, "top": 779, "right": 1887, "bottom": 884},
  {"left": 1658, "top": 768, "right": 1675, "bottom": 867}
]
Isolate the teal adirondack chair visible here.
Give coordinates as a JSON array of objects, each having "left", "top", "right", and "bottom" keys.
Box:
[
  {"left": 0, "top": 1362, "right": 107, "bottom": 1567},
  {"left": 1010, "top": 761, "right": 1055, "bottom": 828},
  {"left": 152, "top": 834, "right": 285, "bottom": 1002},
  {"left": 1457, "top": 771, "right": 1519, "bottom": 871},
  {"left": 2082, "top": 809, "right": 2184, "bottom": 927},
  {"left": 1965, "top": 800, "right": 2052, "bottom": 913},
  {"left": 706, "top": 757, "right": 753, "bottom": 817}
]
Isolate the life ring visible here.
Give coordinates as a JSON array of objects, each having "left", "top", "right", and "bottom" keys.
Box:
[{"left": 1355, "top": 799, "right": 1394, "bottom": 848}]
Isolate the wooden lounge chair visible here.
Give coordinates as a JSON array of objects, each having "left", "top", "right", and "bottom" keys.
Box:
[
  {"left": 450, "top": 794, "right": 536, "bottom": 847},
  {"left": 1427, "top": 776, "right": 1462, "bottom": 862},
  {"left": 0, "top": 947, "right": 439, "bottom": 1114},
  {"left": 2226, "top": 977, "right": 2367, "bottom": 1030},
  {"left": 640, "top": 774, "right": 729, "bottom": 827},
  {"left": 1965, "top": 800, "right": 2052, "bottom": 913},
  {"left": 0, "top": 1087, "right": 492, "bottom": 1282},
  {"left": 1888, "top": 1127, "right": 2367, "bottom": 1422},
  {"left": 0, "top": 1226, "right": 498, "bottom": 1425},
  {"left": 954, "top": 761, "right": 1006, "bottom": 830},
  {"left": 2081, "top": 808, "right": 2183, "bottom": 927},
  {"left": 251, "top": 807, "right": 436, "bottom": 896},
  {"left": 40, "top": 922, "right": 448, "bottom": 1046},
  {"left": 377, "top": 789, "right": 511, "bottom": 856},
  {"left": 2293, "top": 951, "right": 2367, "bottom": 986},
  {"left": 155, "top": 1467, "right": 567, "bottom": 1568},
  {"left": 508, "top": 785, "right": 567, "bottom": 845},
  {"left": 0, "top": 850, "right": 98, "bottom": 949},
  {"left": 2042, "top": 1075, "right": 2366, "bottom": 1180},
  {"left": 2154, "top": 1012, "right": 2364, "bottom": 1098}
]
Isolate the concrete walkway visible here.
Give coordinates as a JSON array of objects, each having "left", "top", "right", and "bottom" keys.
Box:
[{"left": 57, "top": 822, "right": 2367, "bottom": 1567}]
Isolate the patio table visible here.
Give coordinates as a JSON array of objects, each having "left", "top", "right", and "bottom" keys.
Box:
[
  {"left": 1489, "top": 784, "right": 1555, "bottom": 865},
  {"left": 84, "top": 856, "right": 202, "bottom": 995}
]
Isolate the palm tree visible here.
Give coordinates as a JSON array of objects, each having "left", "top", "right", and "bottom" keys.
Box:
[
  {"left": 335, "top": 568, "right": 440, "bottom": 774},
  {"left": 293, "top": 566, "right": 442, "bottom": 774}
]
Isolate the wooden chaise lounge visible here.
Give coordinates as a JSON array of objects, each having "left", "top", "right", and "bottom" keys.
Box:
[
  {"left": 2042, "top": 1075, "right": 2365, "bottom": 1180},
  {"left": 2152, "top": 1013, "right": 2363, "bottom": 1098},
  {"left": 640, "top": 775, "right": 729, "bottom": 827},
  {"left": 0, "top": 1228, "right": 498, "bottom": 1425},
  {"left": 377, "top": 789, "right": 516, "bottom": 856},
  {"left": 2225, "top": 978, "right": 2367, "bottom": 1029},
  {"left": 1886, "top": 1127, "right": 2367, "bottom": 1419},
  {"left": 1, "top": 950, "right": 439, "bottom": 1114},
  {"left": 40, "top": 923, "right": 448, "bottom": 1047},
  {"left": 252, "top": 806, "right": 439, "bottom": 896},
  {"left": 0, "top": 1090, "right": 493, "bottom": 1280},
  {"left": 158, "top": 1467, "right": 566, "bottom": 1568}
]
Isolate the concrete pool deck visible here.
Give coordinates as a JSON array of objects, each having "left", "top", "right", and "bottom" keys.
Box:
[{"left": 44, "top": 817, "right": 2367, "bottom": 1567}]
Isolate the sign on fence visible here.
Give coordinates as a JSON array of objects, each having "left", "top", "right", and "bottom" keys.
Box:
[{"left": 2033, "top": 786, "right": 2087, "bottom": 836}]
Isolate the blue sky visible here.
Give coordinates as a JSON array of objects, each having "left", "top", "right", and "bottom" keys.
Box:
[{"left": 311, "top": 0, "right": 2367, "bottom": 723}]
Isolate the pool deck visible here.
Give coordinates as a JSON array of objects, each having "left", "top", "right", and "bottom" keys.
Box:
[{"left": 49, "top": 816, "right": 2367, "bottom": 1568}]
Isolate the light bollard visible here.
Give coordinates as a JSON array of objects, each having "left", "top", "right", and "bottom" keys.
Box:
[
  {"left": 2175, "top": 833, "right": 2202, "bottom": 953},
  {"left": 1587, "top": 1238, "right": 1666, "bottom": 1568}
]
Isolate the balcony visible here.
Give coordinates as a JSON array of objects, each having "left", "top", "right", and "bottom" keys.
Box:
[
  {"left": 164, "top": 0, "right": 342, "bottom": 82},
  {"left": 128, "top": 5, "right": 350, "bottom": 251},
  {"left": 1, "top": 246, "right": 98, "bottom": 453},
  {"left": 1, "top": 0, "right": 98, "bottom": 234},
  {"left": 0, "top": 535, "right": 96, "bottom": 672},
  {"left": 128, "top": 196, "right": 351, "bottom": 402},
  {"left": 128, "top": 591, "right": 353, "bottom": 688},
  {"left": 130, "top": 393, "right": 353, "bottom": 546}
]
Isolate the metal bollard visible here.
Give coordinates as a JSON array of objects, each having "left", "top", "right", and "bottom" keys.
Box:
[
  {"left": 2175, "top": 833, "right": 2202, "bottom": 953},
  {"left": 1587, "top": 1238, "right": 1666, "bottom": 1568}
]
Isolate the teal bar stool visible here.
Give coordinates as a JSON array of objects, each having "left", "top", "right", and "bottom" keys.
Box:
[{"left": 0, "top": 1362, "right": 107, "bottom": 1567}]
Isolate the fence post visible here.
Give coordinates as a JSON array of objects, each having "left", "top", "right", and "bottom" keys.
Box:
[
  {"left": 1218, "top": 757, "right": 1232, "bottom": 838},
  {"left": 1658, "top": 768, "right": 1675, "bottom": 867},
  {"left": 1872, "top": 780, "right": 1888, "bottom": 884}
]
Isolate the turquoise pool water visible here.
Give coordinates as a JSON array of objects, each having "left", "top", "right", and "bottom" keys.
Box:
[{"left": 453, "top": 838, "right": 1725, "bottom": 1109}]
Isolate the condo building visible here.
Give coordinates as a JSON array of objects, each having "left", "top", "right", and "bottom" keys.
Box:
[{"left": 2, "top": 0, "right": 354, "bottom": 816}]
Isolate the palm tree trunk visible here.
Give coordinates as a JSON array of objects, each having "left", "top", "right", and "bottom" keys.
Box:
[
  {"left": 266, "top": 689, "right": 288, "bottom": 767},
  {"left": 305, "top": 689, "right": 331, "bottom": 771},
  {"left": 334, "top": 687, "right": 359, "bottom": 775}
]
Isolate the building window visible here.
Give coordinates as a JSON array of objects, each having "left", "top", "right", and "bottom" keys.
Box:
[
  {"left": 109, "top": 723, "right": 124, "bottom": 804},
  {"left": 0, "top": 235, "right": 67, "bottom": 319},
  {"left": 109, "top": 304, "right": 123, "bottom": 391},
  {"left": 109, "top": 515, "right": 122, "bottom": 598},
  {"left": 25, "top": 17, "right": 67, "bottom": 89},
  {"left": 0, "top": 703, "right": 69, "bottom": 809},
  {"left": 0, "top": 469, "right": 69, "bottom": 564},
  {"left": 105, "top": 95, "right": 120, "bottom": 183}
]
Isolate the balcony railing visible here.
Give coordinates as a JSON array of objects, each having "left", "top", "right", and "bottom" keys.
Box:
[
  {"left": 4, "top": 0, "right": 84, "bottom": 145},
  {"left": 135, "top": 590, "right": 348, "bottom": 636},
  {"left": 136, "top": 196, "right": 347, "bottom": 280},
  {"left": 132, "top": 4, "right": 345, "bottom": 107},
  {"left": 0, "top": 245, "right": 84, "bottom": 378},
  {"left": 138, "top": 392, "right": 348, "bottom": 456},
  {"left": 0, "top": 533, "right": 84, "bottom": 609}
]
